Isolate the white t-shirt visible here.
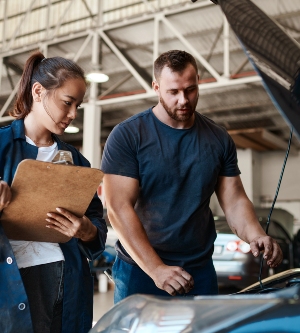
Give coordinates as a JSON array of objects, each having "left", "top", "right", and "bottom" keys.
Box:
[{"left": 9, "top": 136, "right": 65, "bottom": 269}]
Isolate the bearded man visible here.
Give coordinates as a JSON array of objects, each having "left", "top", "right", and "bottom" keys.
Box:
[{"left": 101, "top": 50, "right": 282, "bottom": 303}]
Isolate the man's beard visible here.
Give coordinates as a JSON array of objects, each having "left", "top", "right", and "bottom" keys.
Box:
[{"left": 159, "top": 95, "right": 196, "bottom": 122}]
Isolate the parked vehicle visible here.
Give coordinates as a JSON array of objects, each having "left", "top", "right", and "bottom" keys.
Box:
[
  {"left": 90, "top": 269, "right": 300, "bottom": 333},
  {"left": 213, "top": 208, "right": 295, "bottom": 289}
]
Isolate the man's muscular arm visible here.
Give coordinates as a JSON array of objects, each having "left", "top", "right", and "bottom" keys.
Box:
[
  {"left": 216, "top": 175, "right": 283, "bottom": 268},
  {"left": 103, "top": 173, "right": 194, "bottom": 296}
]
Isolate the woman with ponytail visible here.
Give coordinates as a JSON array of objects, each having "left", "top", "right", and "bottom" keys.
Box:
[{"left": 0, "top": 51, "right": 107, "bottom": 333}]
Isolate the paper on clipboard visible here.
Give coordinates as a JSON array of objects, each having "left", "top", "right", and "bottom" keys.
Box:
[{"left": 1, "top": 159, "right": 104, "bottom": 243}]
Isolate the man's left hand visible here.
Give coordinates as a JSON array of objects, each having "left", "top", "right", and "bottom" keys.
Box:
[{"left": 250, "top": 235, "right": 283, "bottom": 268}]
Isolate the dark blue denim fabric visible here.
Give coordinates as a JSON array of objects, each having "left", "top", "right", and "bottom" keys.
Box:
[
  {"left": 112, "top": 256, "right": 218, "bottom": 304},
  {"left": 20, "top": 261, "right": 64, "bottom": 333},
  {"left": 0, "top": 119, "right": 108, "bottom": 333}
]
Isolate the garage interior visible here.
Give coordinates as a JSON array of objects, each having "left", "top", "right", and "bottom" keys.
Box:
[
  {"left": 1, "top": 1, "right": 300, "bottom": 147},
  {"left": 1, "top": 0, "right": 300, "bottom": 322},
  {"left": 1, "top": 0, "right": 300, "bottom": 222}
]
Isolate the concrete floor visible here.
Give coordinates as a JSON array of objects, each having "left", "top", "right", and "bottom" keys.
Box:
[{"left": 93, "top": 278, "right": 115, "bottom": 326}]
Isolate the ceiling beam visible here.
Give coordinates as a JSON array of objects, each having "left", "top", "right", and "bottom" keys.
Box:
[
  {"left": 97, "top": 29, "right": 152, "bottom": 93},
  {"left": 159, "top": 14, "right": 223, "bottom": 82},
  {"left": 228, "top": 128, "right": 297, "bottom": 154}
]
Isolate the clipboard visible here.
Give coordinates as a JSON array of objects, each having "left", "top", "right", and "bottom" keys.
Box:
[{"left": 1, "top": 159, "right": 104, "bottom": 243}]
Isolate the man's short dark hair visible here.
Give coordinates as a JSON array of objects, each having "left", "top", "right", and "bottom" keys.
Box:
[{"left": 154, "top": 50, "right": 198, "bottom": 81}]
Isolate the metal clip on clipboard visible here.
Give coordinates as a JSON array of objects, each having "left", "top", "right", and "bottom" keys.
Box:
[{"left": 52, "top": 150, "right": 74, "bottom": 165}]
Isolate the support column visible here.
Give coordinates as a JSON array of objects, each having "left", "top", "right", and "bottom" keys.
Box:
[
  {"left": 82, "top": 102, "right": 101, "bottom": 168},
  {"left": 237, "top": 148, "right": 261, "bottom": 206},
  {"left": 223, "top": 14, "right": 230, "bottom": 79},
  {"left": 82, "top": 31, "right": 101, "bottom": 168},
  {"left": 153, "top": 16, "right": 160, "bottom": 80}
]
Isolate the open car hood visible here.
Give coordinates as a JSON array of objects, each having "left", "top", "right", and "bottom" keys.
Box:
[
  {"left": 209, "top": 0, "right": 300, "bottom": 139},
  {"left": 90, "top": 269, "right": 300, "bottom": 333},
  {"left": 237, "top": 268, "right": 300, "bottom": 294}
]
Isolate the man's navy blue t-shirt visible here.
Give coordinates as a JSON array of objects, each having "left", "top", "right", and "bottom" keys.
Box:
[{"left": 101, "top": 108, "right": 240, "bottom": 268}]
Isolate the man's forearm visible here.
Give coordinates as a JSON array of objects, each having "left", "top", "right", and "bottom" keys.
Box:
[
  {"left": 225, "top": 197, "right": 266, "bottom": 243},
  {"left": 108, "top": 207, "right": 165, "bottom": 277}
]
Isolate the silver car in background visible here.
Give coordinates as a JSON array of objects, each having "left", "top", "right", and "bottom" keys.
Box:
[{"left": 213, "top": 208, "right": 295, "bottom": 289}]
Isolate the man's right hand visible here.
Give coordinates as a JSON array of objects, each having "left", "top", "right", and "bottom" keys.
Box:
[
  {"left": 152, "top": 264, "right": 194, "bottom": 296},
  {"left": 0, "top": 181, "right": 12, "bottom": 211},
  {"left": 103, "top": 174, "right": 194, "bottom": 296}
]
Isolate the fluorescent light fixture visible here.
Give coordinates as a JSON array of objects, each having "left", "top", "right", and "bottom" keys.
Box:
[
  {"left": 86, "top": 71, "right": 109, "bottom": 83},
  {"left": 65, "top": 126, "right": 80, "bottom": 133}
]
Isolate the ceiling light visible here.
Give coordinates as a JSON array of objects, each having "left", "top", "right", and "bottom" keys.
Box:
[
  {"left": 86, "top": 71, "right": 109, "bottom": 83},
  {"left": 65, "top": 126, "right": 80, "bottom": 133}
]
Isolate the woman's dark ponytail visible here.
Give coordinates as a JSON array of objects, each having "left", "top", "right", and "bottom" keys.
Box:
[
  {"left": 10, "top": 52, "right": 44, "bottom": 119},
  {"left": 10, "top": 50, "right": 85, "bottom": 119}
]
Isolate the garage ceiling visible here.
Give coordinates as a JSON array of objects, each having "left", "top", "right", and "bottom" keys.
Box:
[{"left": 0, "top": 0, "right": 300, "bottom": 152}]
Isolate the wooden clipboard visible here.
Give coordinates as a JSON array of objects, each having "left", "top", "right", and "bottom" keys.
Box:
[{"left": 1, "top": 159, "right": 104, "bottom": 243}]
